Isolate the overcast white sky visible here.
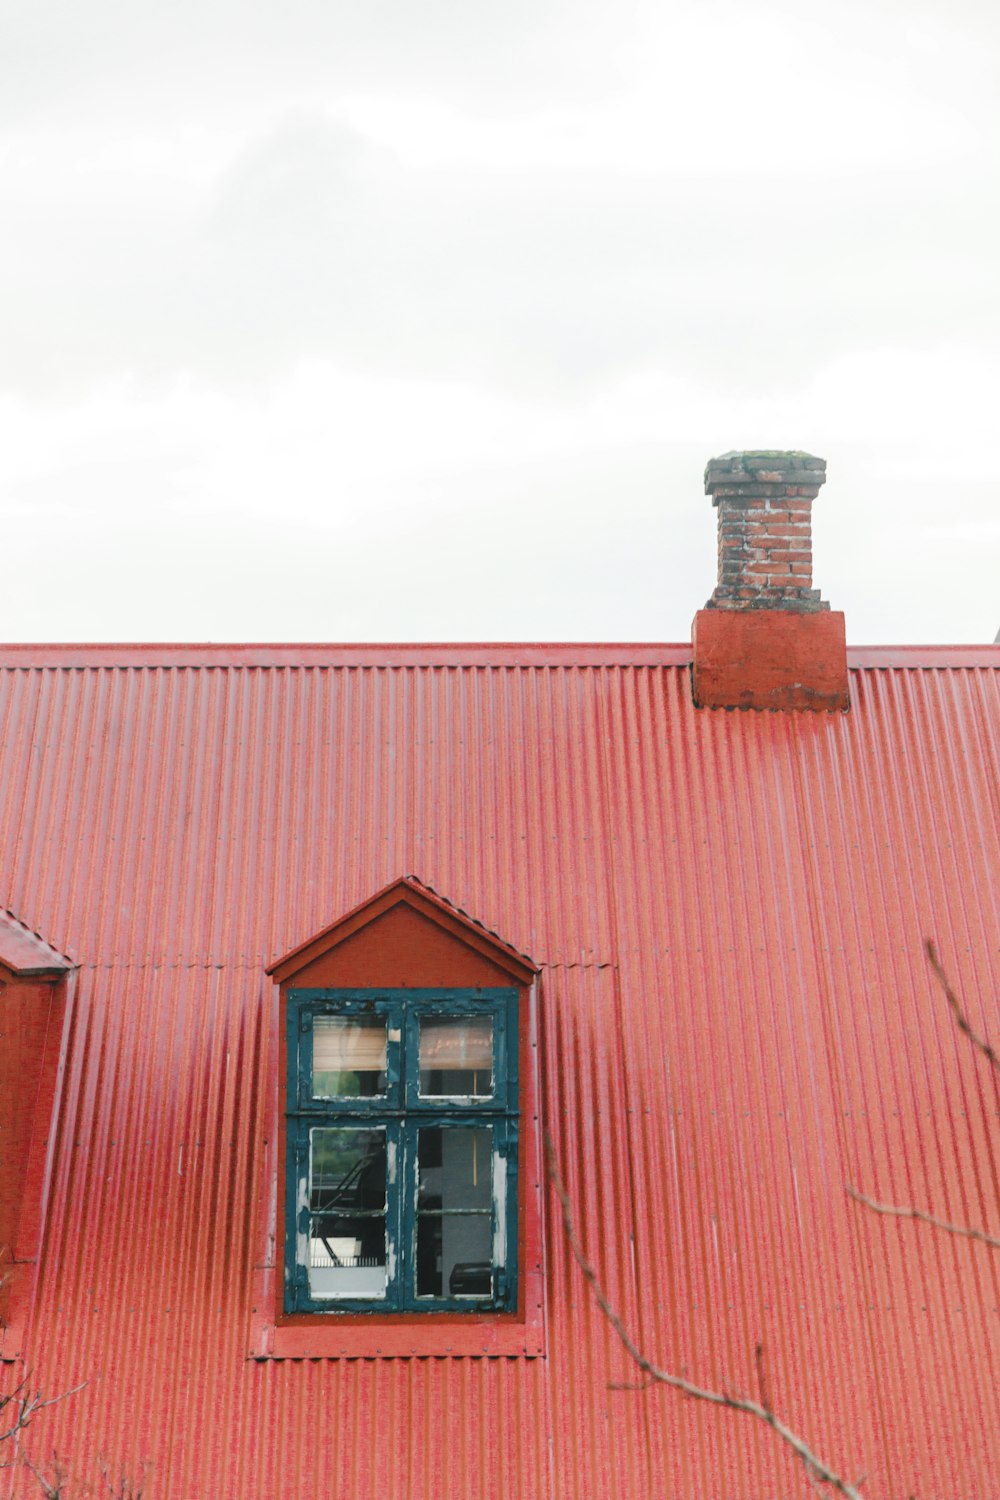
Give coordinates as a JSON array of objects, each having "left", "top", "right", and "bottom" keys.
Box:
[{"left": 2, "top": 0, "right": 998, "bottom": 644}]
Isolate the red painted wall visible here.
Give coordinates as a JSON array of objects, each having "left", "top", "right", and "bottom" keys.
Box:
[{"left": 0, "top": 969, "right": 62, "bottom": 1334}]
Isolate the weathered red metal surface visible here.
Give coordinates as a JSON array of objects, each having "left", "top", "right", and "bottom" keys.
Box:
[
  {"left": 0, "top": 643, "right": 997, "bottom": 1498},
  {"left": 692, "top": 607, "right": 849, "bottom": 710}
]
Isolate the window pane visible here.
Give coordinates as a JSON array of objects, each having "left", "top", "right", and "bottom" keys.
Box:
[
  {"left": 313, "top": 1016, "right": 387, "bottom": 1098},
  {"left": 309, "top": 1127, "right": 387, "bottom": 1299},
  {"left": 309, "top": 1214, "right": 388, "bottom": 1300},
  {"left": 418, "top": 1017, "right": 493, "bottom": 1096},
  {"left": 417, "top": 1126, "right": 492, "bottom": 1211},
  {"left": 416, "top": 1127, "right": 494, "bottom": 1298},
  {"left": 416, "top": 1214, "right": 493, "bottom": 1299}
]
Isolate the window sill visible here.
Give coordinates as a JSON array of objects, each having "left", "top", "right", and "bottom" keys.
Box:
[{"left": 248, "top": 1266, "right": 545, "bottom": 1359}]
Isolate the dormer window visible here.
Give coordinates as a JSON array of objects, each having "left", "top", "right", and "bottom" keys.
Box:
[
  {"left": 254, "top": 876, "right": 544, "bottom": 1357},
  {"left": 285, "top": 988, "right": 518, "bottom": 1312}
]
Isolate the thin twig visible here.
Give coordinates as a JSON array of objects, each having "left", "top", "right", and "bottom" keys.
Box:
[
  {"left": 99, "top": 1454, "right": 150, "bottom": 1500},
  {"left": 805, "top": 1465, "right": 833, "bottom": 1500},
  {"left": 545, "top": 1133, "right": 863, "bottom": 1500},
  {"left": 20, "top": 1454, "right": 68, "bottom": 1499},
  {"left": 925, "top": 940, "right": 999, "bottom": 1077},
  {"left": 846, "top": 1185, "right": 1000, "bottom": 1250},
  {"left": 0, "top": 1379, "right": 87, "bottom": 1446},
  {"left": 847, "top": 944, "right": 1000, "bottom": 1250}
]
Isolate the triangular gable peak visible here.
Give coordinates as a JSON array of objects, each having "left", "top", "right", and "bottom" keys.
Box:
[
  {"left": 0, "top": 909, "right": 72, "bottom": 978},
  {"left": 267, "top": 876, "right": 538, "bottom": 989}
]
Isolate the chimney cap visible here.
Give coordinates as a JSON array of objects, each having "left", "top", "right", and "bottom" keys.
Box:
[{"left": 705, "top": 450, "right": 826, "bottom": 495}]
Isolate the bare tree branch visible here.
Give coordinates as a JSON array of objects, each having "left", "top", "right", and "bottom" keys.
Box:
[
  {"left": 845, "top": 1185, "right": 1000, "bottom": 1250},
  {"left": 545, "top": 1132, "right": 863, "bottom": 1500},
  {"left": 0, "top": 1379, "right": 87, "bottom": 1447},
  {"left": 847, "top": 942, "right": 1000, "bottom": 1252},
  {"left": 805, "top": 1464, "right": 834, "bottom": 1500},
  {"left": 99, "top": 1455, "right": 149, "bottom": 1500},
  {"left": 925, "top": 939, "right": 1000, "bottom": 1078},
  {"left": 21, "top": 1453, "right": 68, "bottom": 1499}
]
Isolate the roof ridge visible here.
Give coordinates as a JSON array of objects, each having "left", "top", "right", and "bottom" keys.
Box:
[{"left": 0, "top": 643, "right": 996, "bottom": 670}]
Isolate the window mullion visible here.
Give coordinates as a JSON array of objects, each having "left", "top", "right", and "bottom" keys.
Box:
[
  {"left": 384, "top": 1118, "right": 404, "bottom": 1311},
  {"left": 395, "top": 1118, "right": 412, "bottom": 1311}
]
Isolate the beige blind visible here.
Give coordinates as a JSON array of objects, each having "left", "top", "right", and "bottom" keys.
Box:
[
  {"left": 314, "top": 1018, "right": 387, "bottom": 1073},
  {"left": 419, "top": 1018, "right": 493, "bottom": 1069}
]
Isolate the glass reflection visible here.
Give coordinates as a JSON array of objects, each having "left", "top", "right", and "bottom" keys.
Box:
[
  {"left": 418, "top": 1017, "right": 493, "bottom": 1097},
  {"left": 415, "top": 1126, "right": 493, "bottom": 1299},
  {"left": 309, "top": 1126, "right": 387, "bottom": 1299},
  {"left": 313, "top": 1016, "right": 387, "bottom": 1099},
  {"left": 416, "top": 1215, "right": 492, "bottom": 1299}
]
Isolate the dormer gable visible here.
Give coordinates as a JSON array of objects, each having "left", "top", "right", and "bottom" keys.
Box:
[
  {"left": 267, "top": 875, "right": 537, "bottom": 990},
  {"left": 0, "top": 909, "right": 72, "bottom": 979}
]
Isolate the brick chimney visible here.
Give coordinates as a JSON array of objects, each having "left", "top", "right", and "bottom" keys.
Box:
[{"left": 691, "top": 450, "right": 849, "bottom": 711}]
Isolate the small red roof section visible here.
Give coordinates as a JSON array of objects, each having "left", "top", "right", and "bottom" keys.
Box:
[
  {"left": 0, "top": 909, "right": 72, "bottom": 976},
  {"left": 266, "top": 874, "right": 539, "bottom": 985}
]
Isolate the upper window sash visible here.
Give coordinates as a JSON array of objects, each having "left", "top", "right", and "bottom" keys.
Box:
[{"left": 288, "top": 988, "right": 518, "bottom": 1114}]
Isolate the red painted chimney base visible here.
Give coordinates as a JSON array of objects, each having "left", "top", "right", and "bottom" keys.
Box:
[{"left": 692, "top": 608, "right": 849, "bottom": 711}]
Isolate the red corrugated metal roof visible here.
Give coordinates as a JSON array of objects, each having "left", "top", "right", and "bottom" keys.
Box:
[{"left": 1, "top": 642, "right": 998, "bottom": 1498}]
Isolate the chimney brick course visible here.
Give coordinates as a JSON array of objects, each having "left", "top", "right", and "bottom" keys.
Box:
[{"left": 704, "top": 450, "right": 828, "bottom": 612}]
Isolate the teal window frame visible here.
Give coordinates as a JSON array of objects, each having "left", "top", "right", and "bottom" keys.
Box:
[{"left": 285, "top": 987, "right": 518, "bottom": 1315}]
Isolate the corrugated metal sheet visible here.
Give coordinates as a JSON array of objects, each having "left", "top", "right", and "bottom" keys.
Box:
[{"left": 0, "top": 643, "right": 998, "bottom": 1499}]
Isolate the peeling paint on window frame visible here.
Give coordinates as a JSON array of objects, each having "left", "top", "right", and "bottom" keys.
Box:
[{"left": 284, "top": 987, "right": 519, "bottom": 1316}]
